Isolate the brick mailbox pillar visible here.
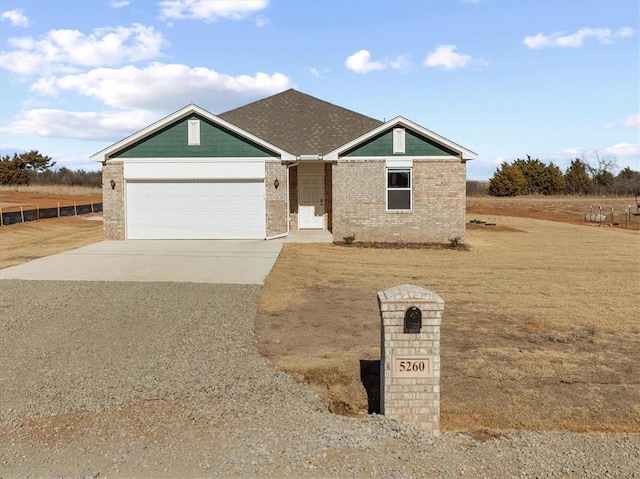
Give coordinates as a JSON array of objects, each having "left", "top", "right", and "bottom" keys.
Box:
[{"left": 378, "top": 284, "right": 444, "bottom": 436}]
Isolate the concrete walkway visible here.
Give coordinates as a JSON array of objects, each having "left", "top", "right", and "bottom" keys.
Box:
[
  {"left": 286, "top": 230, "right": 333, "bottom": 243},
  {"left": 0, "top": 240, "right": 284, "bottom": 284}
]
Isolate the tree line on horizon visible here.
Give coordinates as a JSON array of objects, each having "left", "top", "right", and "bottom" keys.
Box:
[
  {"left": 469, "top": 155, "right": 640, "bottom": 197},
  {"left": 2, "top": 150, "right": 638, "bottom": 197},
  {"left": 0, "top": 151, "right": 101, "bottom": 188}
]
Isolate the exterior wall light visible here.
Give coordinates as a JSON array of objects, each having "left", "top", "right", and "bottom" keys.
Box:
[
  {"left": 274, "top": 178, "right": 280, "bottom": 189},
  {"left": 110, "top": 179, "right": 116, "bottom": 190}
]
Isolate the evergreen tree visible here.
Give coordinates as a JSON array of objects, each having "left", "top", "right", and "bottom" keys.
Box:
[
  {"left": 0, "top": 154, "right": 29, "bottom": 185},
  {"left": 565, "top": 158, "right": 592, "bottom": 195},
  {"left": 20, "top": 150, "right": 56, "bottom": 173},
  {"left": 513, "top": 155, "right": 547, "bottom": 194},
  {"left": 542, "top": 162, "right": 566, "bottom": 195},
  {"left": 489, "top": 162, "right": 526, "bottom": 196}
]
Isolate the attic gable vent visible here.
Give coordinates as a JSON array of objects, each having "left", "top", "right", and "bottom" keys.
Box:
[
  {"left": 188, "top": 119, "right": 201, "bottom": 146},
  {"left": 393, "top": 127, "right": 405, "bottom": 154}
]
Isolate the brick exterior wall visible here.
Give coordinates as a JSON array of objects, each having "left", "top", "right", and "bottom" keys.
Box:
[
  {"left": 265, "top": 160, "right": 288, "bottom": 237},
  {"left": 332, "top": 159, "right": 466, "bottom": 243},
  {"left": 102, "top": 156, "right": 465, "bottom": 242},
  {"left": 379, "top": 284, "right": 443, "bottom": 436},
  {"left": 102, "top": 162, "right": 125, "bottom": 240}
]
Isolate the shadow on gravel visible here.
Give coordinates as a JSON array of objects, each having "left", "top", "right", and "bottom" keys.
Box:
[{"left": 360, "top": 359, "right": 381, "bottom": 414}]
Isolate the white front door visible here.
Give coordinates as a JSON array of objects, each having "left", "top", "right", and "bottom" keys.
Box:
[{"left": 298, "top": 174, "right": 324, "bottom": 229}]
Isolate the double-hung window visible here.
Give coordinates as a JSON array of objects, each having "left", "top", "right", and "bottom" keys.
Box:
[{"left": 386, "top": 167, "right": 412, "bottom": 211}]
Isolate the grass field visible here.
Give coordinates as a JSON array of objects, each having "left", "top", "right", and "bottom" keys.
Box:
[
  {"left": 257, "top": 197, "right": 640, "bottom": 433},
  {"left": 0, "top": 185, "right": 102, "bottom": 211},
  {"left": 1, "top": 191, "right": 638, "bottom": 433},
  {"left": 467, "top": 195, "right": 640, "bottom": 230},
  {"left": 0, "top": 186, "right": 103, "bottom": 268}
]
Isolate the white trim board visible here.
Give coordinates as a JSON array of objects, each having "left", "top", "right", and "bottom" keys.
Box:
[
  {"left": 324, "top": 116, "right": 477, "bottom": 161},
  {"left": 124, "top": 160, "right": 265, "bottom": 180},
  {"left": 91, "top": 104, "right": 296, "bottom": 163}
]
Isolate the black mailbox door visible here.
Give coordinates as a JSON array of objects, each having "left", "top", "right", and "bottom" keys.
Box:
[{"left": 404, "top": 306, "right": 422, "bottom": 333}]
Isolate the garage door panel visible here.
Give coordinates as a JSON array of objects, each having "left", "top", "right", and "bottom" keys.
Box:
[{"left": 126, "top": 181, "right": 265, "bottom": 239}]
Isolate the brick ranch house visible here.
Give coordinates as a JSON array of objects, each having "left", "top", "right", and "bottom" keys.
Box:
[{"left": 91, "top": 89, "right": 477, "bottom": 242}]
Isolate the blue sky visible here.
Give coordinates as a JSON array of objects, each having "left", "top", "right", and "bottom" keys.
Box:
[{"left": 1, "top": 0, "right": 638, "bottom": 179}]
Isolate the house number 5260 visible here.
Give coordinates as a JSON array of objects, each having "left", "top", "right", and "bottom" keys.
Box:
[
  {"left": 398, "top": 360, "right": 425, "bottom": 372},
  {"left": 392, "top": 356, "right": 432, "bottom": 378}
]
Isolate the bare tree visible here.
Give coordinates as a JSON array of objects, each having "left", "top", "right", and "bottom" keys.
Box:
[{"left": 585, "top": 151, "right": 618, "bottom": 195}]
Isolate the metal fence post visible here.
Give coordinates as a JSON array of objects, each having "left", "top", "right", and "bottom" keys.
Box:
[
  {"left": 610, "top": 206, "right": 613, "bottom": 226},
  {"left": 599, "top": 206, "right": 602, "bottom": 226}
]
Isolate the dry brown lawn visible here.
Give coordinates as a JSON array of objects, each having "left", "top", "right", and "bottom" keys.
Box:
[
  {"left": 0, "top": 185, "right": 102, "bottom": 211},
  {"left": 2, "top": 190, "right": 639, "bottom": 433},
  {"left": 0, "top": 187, "right": 104, "bottom": 269},
  {"left": 258, "top": 198, "right": 640, "bottom": 433},
  {"left": 0, "top": 217, "right": 104, "bottom": 269},
  {"left": 468, "top": 195, "right": 640, "bottom": 229}
]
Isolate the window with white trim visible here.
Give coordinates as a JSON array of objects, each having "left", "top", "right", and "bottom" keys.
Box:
[
  {"left": 386, "top": 167, "right": 412, "bottom": 211},
  {"left": 188, "top": 119, "right": 200, "bottom": 146}
]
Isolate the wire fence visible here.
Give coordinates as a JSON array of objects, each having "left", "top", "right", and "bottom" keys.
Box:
[
  {"left": 583, "top": 204, "right": 640, "bottom": 229},
  {"left": 0, "top": 202, "right": 103, "bottom": 226}
]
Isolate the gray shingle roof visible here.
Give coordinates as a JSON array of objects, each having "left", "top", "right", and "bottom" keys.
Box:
[{"left": 218, "top": 89, "right": 383, "bottom": 156}]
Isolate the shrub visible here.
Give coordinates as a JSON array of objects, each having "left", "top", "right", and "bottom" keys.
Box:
[{"left": 449, "top": 236, "right": 462, "bottom": 248}]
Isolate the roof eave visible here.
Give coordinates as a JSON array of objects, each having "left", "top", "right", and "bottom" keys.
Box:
[
  {"left": 90, "top": 104, "right": 296, "bottom": 163},
  {"left": 324, "top": 116, "right": 477, "bottom": 161}
]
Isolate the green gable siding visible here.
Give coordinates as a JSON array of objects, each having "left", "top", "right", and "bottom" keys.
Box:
[
  {"left": 342, "top": 129, "right": 459, "bottom": 157},
  {"left": 112, "top": 115, "right": 277, "bottom": 158}
]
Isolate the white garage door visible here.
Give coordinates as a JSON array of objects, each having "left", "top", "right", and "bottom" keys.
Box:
[{"left": 126, "top": 181, "right": 265, "bottom": 239}]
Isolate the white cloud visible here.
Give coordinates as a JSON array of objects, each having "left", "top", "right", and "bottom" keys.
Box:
[
  {"left": 159, "top": 0, "right": 268, "bottom": 22},
  {"left": 604, "top": 113, "right": 640, "bottom": 130},
  {"left": 3, "top": 109, "right": 160, "bottom": 141},
  {"left": 255, "top": 15, "right": 268, "bottom": 27},
  {"left": 603, "top": 143, "right": 640, "bottom": 158},
  {"left": 0, "top": 9, "right": 29, "bottom": 27},
  {"left": 308, "top": 66, "right": 331, "bottom": 78},
  {"left": 388, "top": 54, "right": 411, "bottom": 71},
  {"left": 109, "top": 0, "right": 131, "bottom": 7},
  {"left": 523, "top": 27, "right": 635, "bottom": 49},
  {"left": 546, "top": 145, "right": 639, "bottom": 171},
  {"left": 424, "top": 45, "right": 472, "bottom": 70},
  {"left": 557, "top": 147, "right": 587, "bottom": 159},
  {"left": 544, "top": 147, "right": 588, "bottom": 169},
  {"left": 617, "top": 27, "right": 635, "bottom": 38},
  {"left": 30, "top": 62, "right": 292, "bottom": 112},
  {"left": 345, "top": 50, "right": 409, "bottom": 74},
  {"left": 493, "top": 155, "right": 512, "bottom": 165},
  {"left": 0, "top": 145, "right": 27, "bottom": 157},
  {"left": 623, "top": 113, "right": 640, "bottom": 128},
  {"left": 0, "top": 24, "right": 166, "bottom": 75},
  {"left": 345, "top": 50, "right": 385, "bottom": 74}
]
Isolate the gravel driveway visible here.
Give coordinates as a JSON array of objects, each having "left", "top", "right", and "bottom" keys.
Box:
[{"left": 1, "top": 279, "right": 638, "bottom": 478}]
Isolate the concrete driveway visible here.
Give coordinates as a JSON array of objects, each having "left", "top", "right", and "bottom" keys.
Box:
[{"left": 0, "top": 240, "right": 284, "bottom": 284}]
